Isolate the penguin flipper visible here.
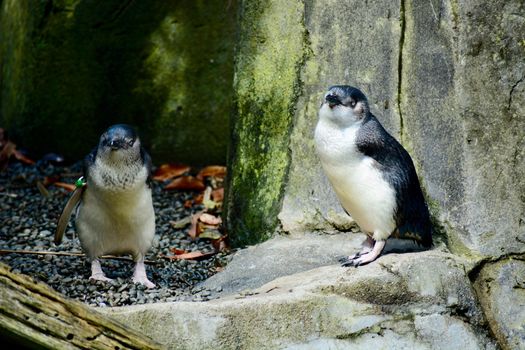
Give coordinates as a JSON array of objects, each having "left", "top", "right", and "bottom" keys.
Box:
[{"left": 54, "top": 186, "right": 85, "bottom": 245}]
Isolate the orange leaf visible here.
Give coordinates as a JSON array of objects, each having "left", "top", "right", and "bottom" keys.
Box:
[
  {"left": 54, "top": 182, "right": 76, "bottom": 192},
  {"left": 199, "top": 213, "right": 222, "bottom": 225},
  {"left": 197, "top": 165, "right": 227, "bottom": 180},
  {"left": 170, "top": 248, "right": 188, "bottom": 255},
  {"left": 165, "top": 176, "right": 205, "bottom": 191},
  {"left": 183, "top": 199, "right": 193, "bottom": 208},
  {"left": 152, "top": 163, "right": 191, "bottom": 181},
  {"left": 172, "top": 251, "right": 216, "bottom": 260},
  {"left": 211, "top": 188, "right": 224, "bottom": 202},
  {"left": 12, "top": 149, "right": 35, "bottom": 165}
]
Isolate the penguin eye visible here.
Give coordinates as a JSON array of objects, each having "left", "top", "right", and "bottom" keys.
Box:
[
  {"left": 128, "top": 139, "right": 135, "bottom": 147},
  {"left": 349, "top": 100, "right": 357, "bottom": 108}
]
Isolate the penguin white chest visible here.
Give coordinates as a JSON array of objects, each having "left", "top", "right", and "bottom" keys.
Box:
[{"left": 314, "top": 120, "right": 396, "bottom": 239}]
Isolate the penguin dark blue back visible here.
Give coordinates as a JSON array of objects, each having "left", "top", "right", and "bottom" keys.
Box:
[{"left": 315, "top": 85, "right": 432, "bottom": 267}]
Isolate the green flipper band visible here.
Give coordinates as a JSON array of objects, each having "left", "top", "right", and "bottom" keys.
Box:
[{"left": 75, "top": 176, "right": 87, "bottom": 188}]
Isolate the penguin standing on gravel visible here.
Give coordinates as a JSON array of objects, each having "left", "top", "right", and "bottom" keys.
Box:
[
  {"left": 314, "top": 85, "right": 432, "bottom": 267},
  {"left": 55, "top": 124, "right": 156, "bottom": 288}
]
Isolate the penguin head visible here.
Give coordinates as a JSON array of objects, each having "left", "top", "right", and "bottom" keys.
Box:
[
  {"left": 97, "top": 124, "right": 141, "bottom": 161},
  {"left": 319, "top": 85, "right": 369, "bottom": 127}
]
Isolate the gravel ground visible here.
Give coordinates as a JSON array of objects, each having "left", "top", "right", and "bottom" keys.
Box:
[{"left": 0, "top": 161, "right": 232, "bottom": 307}]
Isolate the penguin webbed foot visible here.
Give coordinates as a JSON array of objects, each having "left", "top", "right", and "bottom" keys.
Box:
[
  {"left": 339, "top": 240, "right": 386, "bottom": 267},
  {"left": 132, "top": 259, "right": 155, "bottom": 289},
  {"left": 89, "top": 258, "right": 113, "bottom": 282},
  {"left": 337, "top": 252, "right": 365, "bottom": 267},
  {"left": 89, "top": 273, "right": 113, "bottom": 283}
]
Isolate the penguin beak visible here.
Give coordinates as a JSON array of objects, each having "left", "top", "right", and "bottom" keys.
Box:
[
  {"left": 325, "top": 94, "right": 341, "bottom": 108},
  {"left": 108, "top": 139, "right": 126, "bottom": 150}
]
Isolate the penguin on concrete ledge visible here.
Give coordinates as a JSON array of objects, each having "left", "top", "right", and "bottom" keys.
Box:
[
  {"left": 55, "top": 124, "right": 156, "bottom": 288},
  {"left": 314, "top": 85, "right": 432, "bottom": 267}
]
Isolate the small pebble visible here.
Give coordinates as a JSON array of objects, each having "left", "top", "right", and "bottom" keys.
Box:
[{"left": 0, "top": 162, "right": 232, "bottom": 307}]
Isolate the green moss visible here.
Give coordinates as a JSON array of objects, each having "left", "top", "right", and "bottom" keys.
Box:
[
  {"left": 0, "top": 0, "right": 235, "bottom": 165},
  {"left": 226, "top": 0, "right": 307, "bottom": 246}
]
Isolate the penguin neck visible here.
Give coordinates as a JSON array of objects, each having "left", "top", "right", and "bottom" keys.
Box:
[
  {"left": 90, "top": 155, "right": 146, "bottom": 192},
  {"left": 314, "top": 116, "right": 364, "bottom": 167}
]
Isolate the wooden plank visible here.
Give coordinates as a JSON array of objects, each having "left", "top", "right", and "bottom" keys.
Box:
[{"left": 0, "top": 263, "right": 165, "bottom": 349}]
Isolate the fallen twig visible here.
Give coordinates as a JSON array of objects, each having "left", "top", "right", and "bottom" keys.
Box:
[{"left": 0, "top": 249, "right": 157, "bottom": 264}]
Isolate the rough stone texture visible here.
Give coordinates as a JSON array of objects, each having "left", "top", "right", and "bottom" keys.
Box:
[
  {"left": 474, "top": 258, "right": 525, "bottom": 350},
  {"left": 103, "top": 251, "right": 497, "bottom": 350},
  {"left": 276, "top": 0, "right": 525, "bottom": 257},
  {"left": 0, "top": 0, "right": 235, "bottom": 164},
  {"left": 200, "top": 232, "right": 433, "bottom": 297},
  {"left": 200, "top": 232, "right": 365, "bottom": 295},
  {"left": 225, "top": 1, "right": 525, "bottom": 348},
  {"left": 225, "top": 0, "right": 307, "bottom": 245},
  {"left": 401, "top": 0, "right": 525, "bottom": 258},
  {"left": 279, "top": 0, "right": 402, "bottom": 233}
]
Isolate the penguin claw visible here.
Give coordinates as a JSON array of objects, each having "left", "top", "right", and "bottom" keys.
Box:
[
  {"left": 340, "top": 258, "right": 359, "bottom": 267},
  {"left": 337, "top": 255, "right": 350, "bottom": 263},
  {"left": 89, "top": 273, "right": 113, "bottom": 283},
  {"left": 338, "top": 252, "right": 363, "bottom": 265}
]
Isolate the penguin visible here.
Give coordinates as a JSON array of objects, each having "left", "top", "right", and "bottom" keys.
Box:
[
  {"left": 314, "top": 85, "right": 432, "bottom": 267},
  {"left": 55, "top": 124, "right": 156, "bottom": 288}
]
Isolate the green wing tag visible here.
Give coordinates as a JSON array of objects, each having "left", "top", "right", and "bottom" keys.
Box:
[{"left": 75, "top": 176, "right": 87, "bottom": 188}]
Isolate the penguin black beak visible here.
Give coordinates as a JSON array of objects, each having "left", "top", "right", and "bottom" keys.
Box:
[
  {"left": 325, "top": 94, "right": 341, "bottom": 108},
  {"left": 108, "top": 138, "right": 126, "bottom": 150}
]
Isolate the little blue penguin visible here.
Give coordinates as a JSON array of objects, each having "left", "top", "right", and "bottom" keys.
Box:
[
  {"left": 314, "top": 85, "right": 432, "bottom": 267},
  {"left": 55, "top": 124, "right": 156, "bottom": 288}
]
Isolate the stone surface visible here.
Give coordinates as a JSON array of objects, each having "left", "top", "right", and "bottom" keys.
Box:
[
  {"left": 280, "top": 0, "right": 402, "bottom": 234},
  {"left": 401, "top": 0, "right": 525, "bottom": 258},
  {"left": 474, "top": 258, "right": 525, "bottom": 350},
  {"left": 229, "top": 0, "right": 525, "bottom": 254},
  {"left": 200, "top": 232, "right": 365, "bottom": 295},
  {"left": 103, "top": 249, "right": 496, "bottom": 350},
  {"left": 200, "top": 232, "right": 435, "bottom": 297},
  {"left": 0, "top": 0, "right": 235, "bottom": 164},
  {"left": 225, "top": 0, "right": 307, "bottom": 245}
]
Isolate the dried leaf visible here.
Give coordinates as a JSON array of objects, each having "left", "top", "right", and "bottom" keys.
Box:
[
  {"left": 12, "top": 149, "right": 35, "bottom": 165},
  {"left": 165, "top": 176, "right": 205, "bottom": 191},
  {"left": 171, "top": 250, "right": 216, "bottom": 260},
  {"left": 54, "top": 182, "right": 76, "bottom": 192},
  {"left": 197, "top": 165, "right": 227, "bottom": 180},
  {"left": 199, "top": 230, "right": 222, "bottom": 240},
  {"left": 212, "top": 235, "right": 228, "bottom": 252},
  {"left": 170, "top": 247, "right": 188, "bottom": 255},
  {"left": 188, "top": 211, "right": 204, "bottom": 239},
  {"left": 169, "top": 217, "right": 192, "bottom": 229},
  {"left": 212, "top": 188, "right": 224, "bottom": 202},
  {"left": 199, "top": 213, "right": 222, "bottom": 225},
  {"left": 183, "top": 199, "right": 193, "bottom": 208},
  {"left": 152, "top": 163, "right": 191, "bottom": 181},
  {"left": 36, "top": 181, "right": 50, "bottom": 197},
  {"left": 202, "top": 186, "right": 217, "bottom": 210}
]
